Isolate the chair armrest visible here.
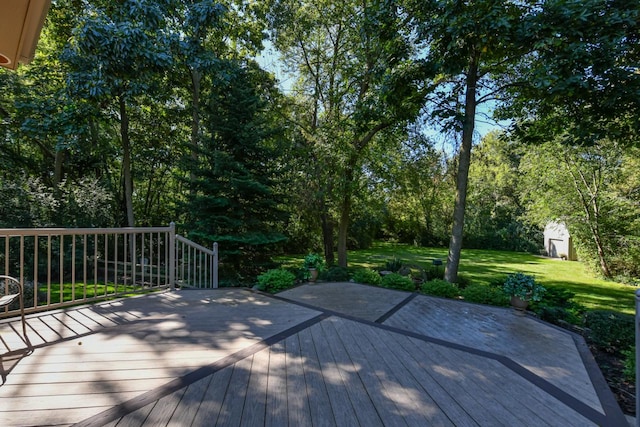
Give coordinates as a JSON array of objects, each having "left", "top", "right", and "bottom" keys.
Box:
[{"left": 0, "top": 275, "right": 23, "bottom": 308}]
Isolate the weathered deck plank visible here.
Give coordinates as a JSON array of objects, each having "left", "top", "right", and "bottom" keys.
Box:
[
  {"left": 0, "top": 286, "right": 626, "bottom": 427},
  {"left": 284, "top": 334, "right": 313, "bottom": 427},
  {"left": 317, "top": 318, "right": 384, "bottom": 427},
  {"left": 328, "top": 319, "right": 410, "bottom": 427},
  {"left": 297, "top": 326, "right": 336, "bottom": 427},
  {"left": 165, "top": 374, "right": 212, "bottom": 426},
  {"left": 264, "top": 341, "right": 287, "bottom": 427},
  {"left": 308, "top": 321, "right": 361, "bottom": 427},
  {"left": 189, "top": 367, "right": 234, "bottom": 426},
  {"left": 384, "top": 294, "right": 603, "bottom": 411},
  {"left": 240, "top": 347, "right": 269, "bottom": 427},
  {"left": 216, "top": 355, "right": 253, "bottom": 426}
]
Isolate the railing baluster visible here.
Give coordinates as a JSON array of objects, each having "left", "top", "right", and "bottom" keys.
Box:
[
  {"left": 33, "top": 235, "right": 38, "bottom": 309},
  {"left": 72, "top": 235, "right": 76, "bottom": 301},
  {"left": 47, "top": 235, "right": 51, "bottom": 306},
  {"left": 93, "top": 233, "right": 98, "bottom": 298},
  {"left": 83, "top": 234, "right": 88, "bottom": 300},
  {"left": 59, "top": 235, "right": 63, "bottom": 304},
  {"left": 0, "top": 225, "right": 215, "bottom": 317}
]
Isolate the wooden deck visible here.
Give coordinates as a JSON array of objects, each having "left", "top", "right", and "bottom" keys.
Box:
[{"left": 0, "top": 283, "right": 627, "bottom": 426}]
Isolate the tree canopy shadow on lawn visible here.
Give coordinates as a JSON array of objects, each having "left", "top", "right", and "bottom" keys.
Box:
[{"left": 346, "top": 242, "right": 635, "bottom": 314}]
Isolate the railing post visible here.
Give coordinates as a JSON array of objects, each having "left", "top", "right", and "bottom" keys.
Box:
[
  {"left": 169, "top": 222, "right": 176, "bottom": 291},
  {"left": 636, "top": 289, "right": 640, "bottom": 427},
  {"left": 213, "top": 242, "right": 218, "bottom": 288}
]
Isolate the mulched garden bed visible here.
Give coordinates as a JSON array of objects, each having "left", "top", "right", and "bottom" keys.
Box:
[{"left": 590, "top": 344, "right": 636, "bottom": 416}]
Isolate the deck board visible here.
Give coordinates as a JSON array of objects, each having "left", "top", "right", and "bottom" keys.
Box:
[
  {"left": 328, "top": 319, "right": 410, "bottom": 427},
  {"left": 216, "top": 355, "right": 253, "bottom": 426},
  {"left": 240, "top": 347, "right": 269, "bottom": 427},
  {"left": 297, "top": 326, "right": 336, "bottom": 427},
  {"left": 189, "top": 366, "right": 234, "bottom": 426},
  {"left": 0, "top": 286, "right": 626, "bottom": 427},
  {"left": 318, "top": 318, "right": 384, "bottom": 427},
  {"left": 384, "top": 294, "right": 603, "bottom": 411},
  {"left": 165, "top": 375, "right": 211, "bottom": 426},
  {"left": 308, "top": 321, "right": 361, "bottom": 427},
  {"left": 284, "top": 334, "right": 313, "bottom": 427},
  {"left": 264, "top": 341, "right": 287, "bottom": 427}
]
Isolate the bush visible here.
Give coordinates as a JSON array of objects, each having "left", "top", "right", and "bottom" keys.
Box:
[
  {"left": 623, "top": 347, "right": 635, "bottom": 381},
  {"left": 455, "top": 274, "right": 472, "bottom": 289},
  {"left": 462, "top": 284, "right": 509, "bottom": 306},
  {"left": 421, "top": 279, "right": 459, "bottom": 299},
  {"left": 352, "top": 268, "right": 381, "bottom": 285},
  {"left": 322, "top": 266, "right": 350, "bottom": 282},
  {"left": 502, "top": 272, "right": 545, "bottom": 302},
  {"left": 303, "top": 253, "right": 324, "bottom": 270},
  {"left": 383, "top": 257, "right": 403, "bottom": 273},
  {"left": 256, "top": 269, "right": 296, "bottom": 293},
  {"left": 424, "top": 265, "right": 445, "bottom": 281},
  {"left": 529, "top": 287, "right": 585, "bottom": 326},
  {"left": 584, "top": 310, "right": 634, "bottom": 352},
  {"left": 381, "top": 273, "right": 415, "bottom": 291}
]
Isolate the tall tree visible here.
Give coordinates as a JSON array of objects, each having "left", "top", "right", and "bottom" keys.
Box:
[
  {"left": 269, "top": 0, "right": 424, "bottom": 267},
  {"left": 503, "top": 0, "right": 640, "bottom": 147},
  {"left": 184, "top": 62, "right": 287, "bottom": 277},
  {"left": 465, "top": 132, "right": 539, "bottom": 252},
  {"left": 62, "top": 0, "right": 173, "bottom": 227},
  {"left": 407, "top": 0, "right": 532, "bottom": 282},
  {"left": 519, "top": 140, "right": 640, "bottom": 278}
]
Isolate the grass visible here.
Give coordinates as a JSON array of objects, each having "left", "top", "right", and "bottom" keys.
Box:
[
  {"left": 285, "top": 242, "right": 636, "bottom": 314},
  {"left": 35, "top": 282, "right": 155, "bottom": 305}
]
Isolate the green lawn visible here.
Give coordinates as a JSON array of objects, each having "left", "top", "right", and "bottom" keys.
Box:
[
  {"left": 300, "top": 242, "right": 636, "bottom": 315},
  {"left": 35, "top": 282, "right": 152, "bottom": 306}
]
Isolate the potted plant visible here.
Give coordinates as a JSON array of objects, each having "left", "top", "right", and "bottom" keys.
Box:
[
  {"left": 303, "top": 253, "right": 324, "bottom": 282},
  {"left": 502, "top": 272, "right": 546, "bottom": 312}
]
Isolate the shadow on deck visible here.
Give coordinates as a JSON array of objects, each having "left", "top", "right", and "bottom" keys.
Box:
[{"left": 0, "top": 283, "right": 628, "bottom": 426}]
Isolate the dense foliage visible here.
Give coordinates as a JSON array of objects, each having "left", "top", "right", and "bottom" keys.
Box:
[{"left": 0, "top": 0, "right": 637, "bottom": 285}]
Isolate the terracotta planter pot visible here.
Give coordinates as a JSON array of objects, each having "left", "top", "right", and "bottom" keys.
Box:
[
  {"left": 308, "top": 268, "right": 319, "bottom": 282},
  {"left": 510, "top": 295, "right": 529, "bottom": 312}
]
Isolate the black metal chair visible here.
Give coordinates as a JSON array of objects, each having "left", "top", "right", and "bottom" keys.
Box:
[{"left": 0, "top": 275, "right": 32, "bottom": 349}]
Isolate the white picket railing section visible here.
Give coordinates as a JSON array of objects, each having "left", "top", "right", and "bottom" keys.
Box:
[
  {"left": 175, "top": 235, "right": 218, "bottom": 289},
  {"left": 0, "top": 223, "right": 218, "bottom": 318}
]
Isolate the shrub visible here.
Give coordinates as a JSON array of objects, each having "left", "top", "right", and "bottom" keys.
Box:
[
  {"left": 502, "top": 272, "right": 545, "bottom": 302},
  {"left": 383, "top": 257, "right": 403, "bottom": 273},
  {"left": 623, "top": 347, "right": 635, "bottom": 381},
  {"left": 303, "top": 253, "right": 324, "bottom": 270},
  {"left": 421, "top": 279, "right": 459, "bottom": 299},
  {"left": 322, "top": 266, "right": 350, "bottom": 282},
  {"left": 584, "top": 310, "right": 634, "bottom": 352},
  {"left": 455, "top": 274, "right": 472, "bottom": 289},
  {"left": 462, "top": 284, "right": 509, "bottom": 306},
  {"left": 424, "top": 265, "right": 445, "bottom": 281},
  {"left": 381, "top": 273, "right": 415, "bottom": 291},
  {"left": 256, "top": 269, "right": 296, "bottom": 293},
  {"left": 529, "top": 287, "right": 585, "bottom": 326},
  {"left": 352, "top": 268, "right": 381, "bottom": 285}
]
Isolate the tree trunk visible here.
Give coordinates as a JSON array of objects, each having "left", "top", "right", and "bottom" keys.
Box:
[
  {"left": 119, "top": 96, "right": 135, "bottom": 228},
  {"left": 321, "top": 210, "right": 335, "bottom": 266},
  {"left": 190, "top": 68, "right": 202, "bottom": 185},
  {"left": 337, "top": 156, "right": 356, "bottom": 268},
  {"left": 566, "top": 162, "right": 612, "bottom": 278},
  {"left": 444, "top": 57, "right": 478, "bottom": 284},
  {"left": 53, "top": 149, "right": 65, "bottom": 185},
  {"left": 337, "top": 191, "right": 351, "bottom": 268}
]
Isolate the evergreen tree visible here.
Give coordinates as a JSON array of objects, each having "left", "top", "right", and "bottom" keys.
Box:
[{"left": 184, "top": 62, "right": 287, "bottom": 279}]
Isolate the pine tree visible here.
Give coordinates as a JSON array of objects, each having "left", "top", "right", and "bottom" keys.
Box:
[{"left": 183, "top": 62, "right": 287, "bottom": 280}]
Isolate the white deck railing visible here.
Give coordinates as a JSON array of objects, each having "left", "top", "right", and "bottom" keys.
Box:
[
  {"left": 175, "top": 235, "right": 218, "bottom": 289},
  {"left": 0, "top": 223, "right": 218, "bottom": 318}
]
